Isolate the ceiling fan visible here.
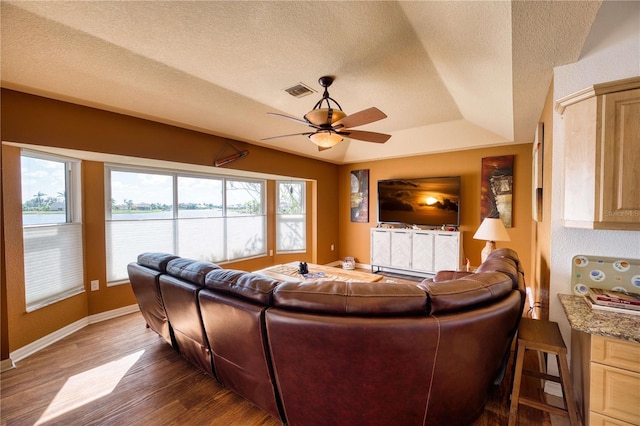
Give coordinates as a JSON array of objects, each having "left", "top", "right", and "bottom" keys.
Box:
[{"left": 263, "top": 76, "right": 391, "bottom": 151}]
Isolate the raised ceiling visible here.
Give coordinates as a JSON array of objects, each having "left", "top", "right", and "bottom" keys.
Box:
[{"left": 1, "top": 1, "right": 602, "bottom": 164}]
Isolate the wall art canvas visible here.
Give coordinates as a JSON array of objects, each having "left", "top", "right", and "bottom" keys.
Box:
[
  {"left": 532, "top": 122, "right": 544, "bottom": 222},
  {"left": 350, "top": 169, "right": 369, "bottom": 223},
  {"left": 481, "top": 155, "right": 514, "bottom": 227}
]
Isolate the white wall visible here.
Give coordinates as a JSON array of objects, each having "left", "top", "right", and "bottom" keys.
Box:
[{"left": 551, "top": 0, "right": 640, "bottom": 356}]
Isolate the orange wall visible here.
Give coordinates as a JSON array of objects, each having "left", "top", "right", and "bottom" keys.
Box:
[
  {"left": 337, "top": 143, "right": 534, "bottom": 285},
  {"left": 1, "top": 89, "right": 339, "bottom": 352},
  {"left": 1, "top": 88, "right": 534, "bottom": 355}
]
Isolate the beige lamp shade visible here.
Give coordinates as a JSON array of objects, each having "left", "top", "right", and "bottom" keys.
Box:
[{"left": 473, "top": 217, "right": 510, "bottom": 263}]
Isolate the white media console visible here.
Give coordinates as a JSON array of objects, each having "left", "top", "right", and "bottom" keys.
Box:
[{"left": 370, "top": 227, "right": 463, "bottom": 276}]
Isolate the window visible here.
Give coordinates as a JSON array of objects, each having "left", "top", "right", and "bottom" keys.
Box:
[
  {"left": 276, "top": 181, "right": 306, "bottom": 253},
  {"left": 21, "top": 152, "right": 83, "bottom": 311},
  {"left": 226, "top": 179, "right": 266, "bottom": 259},
  {"left": 106, "top": 169, "right": 175, "bottom": 283},
  {"left": 177, "top": 176, "right": 224, "bottom": 261},
  {"left": 105, "top": 167, "right": 265, "bottom": 283}
]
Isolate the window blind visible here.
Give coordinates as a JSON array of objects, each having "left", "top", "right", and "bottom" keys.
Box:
[
  {"left": 23, "top": 223, "right": 84, "bottom": 311},
  {"left": 106, "top": 219, "right": 175, "bottom": 283},
  {"left": 276, "top": 214, "right": 306, "bottom": 252}
]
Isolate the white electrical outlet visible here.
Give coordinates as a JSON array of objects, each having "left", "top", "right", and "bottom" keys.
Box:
[
  {"left": 269, "top": 249, "right": 273, "bottom": 256},
  {"left": 91, "top": 280, "right": 99, "bottom": 291},
  {"left": 331, "top": 244, "right": 335, "bottom": 251}
]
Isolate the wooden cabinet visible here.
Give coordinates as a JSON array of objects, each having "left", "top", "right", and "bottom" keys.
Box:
[
  {"left": 555, "top": 77, "right": 640, "bottom": 230},
  {"left": 589, "top": 335, "right": 640, "bottom": 425},
  {"left": 370, "top": 228, "right": 462, "bottom": 275},
  {"left": 573, "top": 332, "right": 640, "bottom": 425}
]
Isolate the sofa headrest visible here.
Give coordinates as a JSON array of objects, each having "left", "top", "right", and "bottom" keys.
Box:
[
  {"left": 418, "top": 271, "right": 513, "bottom": 314},
  {"left": 273, "top": 281, "right": 427, "bottom": 315},
  {"left": 205, "top": 269, "right": 280, "bottom": 305},
  {"left": 166, "top": 258, "right": 220, "bottom": 286},
  {"left": 486, "top": 248, "right": 519, "bottom": 264},
  {"left": 475, "top": 258, "right": 518, "bottom": 288},
  {"left": 137, "top": 252, "right": 180, "bottom": 272},
  {"left": 487, "top": 248, "right": 527, "bottom": 293}
]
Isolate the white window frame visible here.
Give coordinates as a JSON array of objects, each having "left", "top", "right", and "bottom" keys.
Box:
[
  {"left": 104, "top": 165, "right": 266, "bottom": 285},
  {"left": 21, "top": 150, "right": 84, "bottom": 312},
  {"left": 276, "top": 180, "right": 307, "bottom": 254}
]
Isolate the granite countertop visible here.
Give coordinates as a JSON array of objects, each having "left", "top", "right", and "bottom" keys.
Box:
[{"left": 558, "top": 294, "right": 640, "bottom": 343}]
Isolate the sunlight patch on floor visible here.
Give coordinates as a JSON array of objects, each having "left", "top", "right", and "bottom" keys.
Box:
[{"left": 35, "top": 350, "right": 144, "bottom": 425}]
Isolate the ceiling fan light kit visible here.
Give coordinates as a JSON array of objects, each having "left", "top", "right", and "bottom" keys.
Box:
[
  {"left": 264, "top": 75, "right": 391, "bottom": 150},
  {"left": 304, "top": 108, "right": 346, "bottom": 126},
  {"left": 309, "top": 131, "right": 343, "bottom": 148}
]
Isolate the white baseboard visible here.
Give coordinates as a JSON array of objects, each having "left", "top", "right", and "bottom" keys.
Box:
[
  {"left": 9, "top": 304, "right": 139, "bottom": 364},
  {"left": 325, "top": 260, "right": 372, "bottom": 271},
  {"left": 88, "top": 304, "right": 139, "bottom": 324},
  {"left": 356, "top": 262, "right": 371, "bottom": 270},
  {"left": 1, "top": 357, "right": 16, "bottom": 372}
]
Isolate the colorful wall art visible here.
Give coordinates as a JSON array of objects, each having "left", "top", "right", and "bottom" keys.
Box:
[
  {"left": 481, "top": 155, "right": 514, "bottom": 227},
  {"left": 350, "top": 169, "right": 369, "bottom": 223}
]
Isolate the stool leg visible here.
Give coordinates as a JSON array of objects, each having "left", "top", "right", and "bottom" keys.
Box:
[
  {"left": 556, "top": 352, "right": 580, "bottom": 426},
  {"left": 508, "top": 343, "right": 526, "bottom": 426},
  {"left": 535, "top": 349, "right": 546, "bottom": 391}
]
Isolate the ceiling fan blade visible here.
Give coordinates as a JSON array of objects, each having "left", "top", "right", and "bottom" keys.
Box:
[
  {"left": 343, "top": 130, "right": 391, "bottom": 143},
  {"left": 267, "top": 112, "right": 320, "bottom": 129},
  {"left": 333, "top": 107, "right": 387, "bottom": 129},
  {"left": 261, "top": 132, "right": 313, "bottom": 141}
]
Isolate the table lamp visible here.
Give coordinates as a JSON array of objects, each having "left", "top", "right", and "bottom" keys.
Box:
[{"left": 473, "top": 217, "right": 511, "bottom": 263}]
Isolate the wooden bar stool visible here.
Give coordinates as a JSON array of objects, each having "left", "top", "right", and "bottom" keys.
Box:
[{"left": 508, "top": 317, "right": 580, "bottom": 426}]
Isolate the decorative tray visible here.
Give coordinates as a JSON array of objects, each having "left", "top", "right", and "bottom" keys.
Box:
[{"left": 571, "top": 254, "right": 640, "bottom": 296}]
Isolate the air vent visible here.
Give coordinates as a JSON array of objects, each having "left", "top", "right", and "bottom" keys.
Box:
[{"left": 284, "top": 82, "right": 316, "bottom": 98}]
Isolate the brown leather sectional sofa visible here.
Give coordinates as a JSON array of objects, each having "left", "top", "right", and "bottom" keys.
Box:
[{"left": 128, "top": 248, "right": 526, "bottom": 426}]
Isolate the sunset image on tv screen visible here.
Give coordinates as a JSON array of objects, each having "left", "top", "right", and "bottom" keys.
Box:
[{"left": 378, "top": 176, "right": 460, "bottom": 226}]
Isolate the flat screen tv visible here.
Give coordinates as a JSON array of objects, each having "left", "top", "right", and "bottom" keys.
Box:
[{"left": 377, "top": 176, "right": 460, "bottom": 226}]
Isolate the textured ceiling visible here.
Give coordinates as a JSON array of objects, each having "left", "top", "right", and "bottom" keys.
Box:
[{"left": 1, "top": 1, "right": 602, "bottom": 164}]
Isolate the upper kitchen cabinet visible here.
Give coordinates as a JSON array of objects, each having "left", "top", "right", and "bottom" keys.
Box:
[{"left": 556, "top": 77, "right": 640, "bottom": 230}]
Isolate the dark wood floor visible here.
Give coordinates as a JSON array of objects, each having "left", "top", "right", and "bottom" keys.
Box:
[{"left": 1, "top": 312, "right": 553, "bottom": 425}]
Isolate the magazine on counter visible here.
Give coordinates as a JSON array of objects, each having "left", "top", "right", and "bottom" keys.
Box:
[
  {"left": 588, "top": 287, "right": 640, "bottom": 307},
  {"left": 583, "top": 293, "right": 640, "bottom": 316}
]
